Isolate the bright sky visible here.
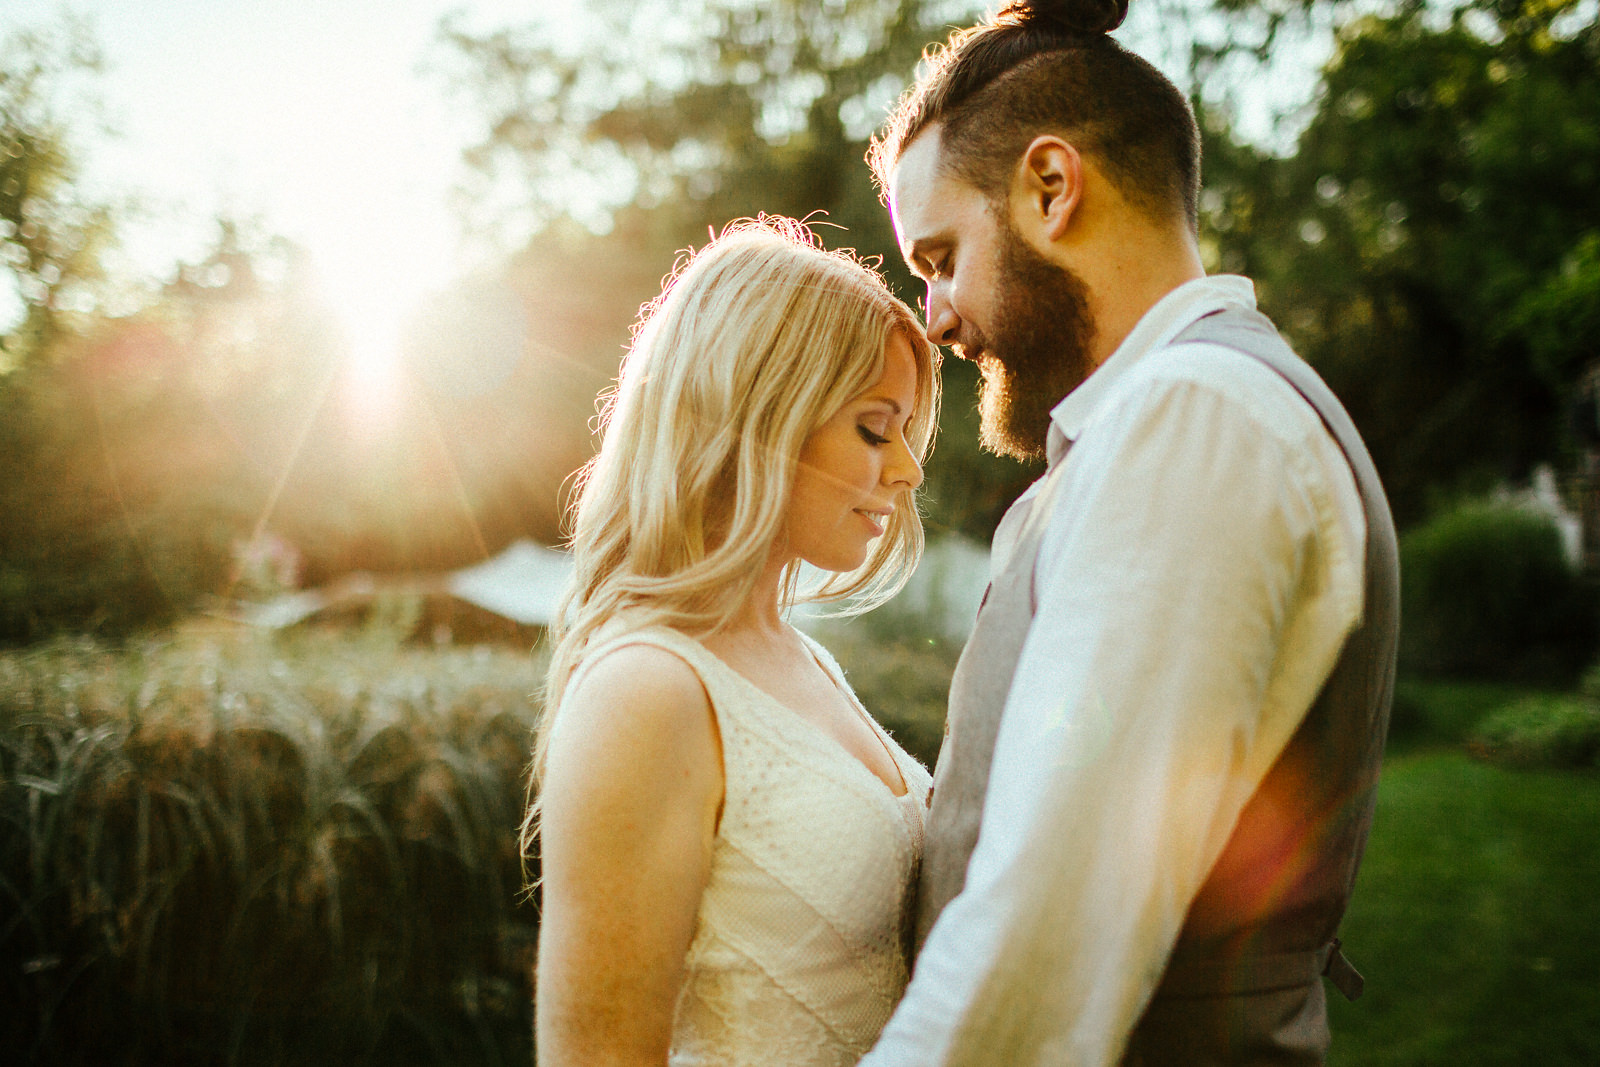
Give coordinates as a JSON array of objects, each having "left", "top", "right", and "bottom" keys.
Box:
[{"left": 3, "top": 0, "right": 568, "bottom": 329}]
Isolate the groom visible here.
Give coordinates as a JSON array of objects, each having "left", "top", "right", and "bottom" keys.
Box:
[{"left": 859, "top": 3, "right": 1398, "bottom": 1065}]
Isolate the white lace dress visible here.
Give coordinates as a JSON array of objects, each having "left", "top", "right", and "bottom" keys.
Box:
[{"left": 582, "top": 626, "right": 930, "bottom": 1067}]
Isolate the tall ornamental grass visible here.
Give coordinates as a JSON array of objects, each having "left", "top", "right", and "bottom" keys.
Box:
[{"left": 0, "top": 623, "right": 542, "bottom": 1066}]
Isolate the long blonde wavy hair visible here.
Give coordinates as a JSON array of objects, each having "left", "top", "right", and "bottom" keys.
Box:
[{"left": 521, "top": 217, "right": 939, "bottom": 863}]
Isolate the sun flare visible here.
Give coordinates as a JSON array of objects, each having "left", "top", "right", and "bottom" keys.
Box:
[{"left": 307, "top": 226, "right": 453, "bottom": 431}]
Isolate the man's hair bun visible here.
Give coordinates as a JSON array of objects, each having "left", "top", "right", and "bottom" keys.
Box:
[{"left": 998, "top": 0, "right": 1130, "bottom": 37}]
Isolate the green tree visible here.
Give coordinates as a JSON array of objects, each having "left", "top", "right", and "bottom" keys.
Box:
[
  {"left": 439, "top": 0, "right": 949, "bottom": 249},
  {"left": 0, "top": 231, "right": 255, "bottom": 643},
  {"left": 438, "top": 0, "right": 1050, "bottom": 539},
  {"left": 0, "top": 20, "right": 186, "bottom": 643},
  {"left": 0, "top": 28, "right": 319, "bottom": 641},
  {"left": 0, "top": 18, "right": 114, "bottom": 370},
  {"left": 1203, "top": 0, "right": 1600, "bottom": 523},
  {"left": 450, "top": 0, "right": 1594, "bottom": 537},
  {"left": 438, "top": 0, "right": 1438, "bottom": 539}
]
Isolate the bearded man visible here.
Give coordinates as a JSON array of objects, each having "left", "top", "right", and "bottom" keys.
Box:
[{"left": 858, "top": 1, "right": 1399, "bottom": 1064}]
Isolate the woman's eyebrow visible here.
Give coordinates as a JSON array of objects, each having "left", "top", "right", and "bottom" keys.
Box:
[{"left": 858, "top": 397, "right": 903, "bottom": 414}]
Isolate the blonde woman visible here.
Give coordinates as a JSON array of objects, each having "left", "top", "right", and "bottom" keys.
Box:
[{"left": 531, "top": 217, "right": 940, "bottom": 1067}]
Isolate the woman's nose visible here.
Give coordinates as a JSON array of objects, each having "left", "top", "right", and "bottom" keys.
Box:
[{"left": 889, "top": 436, "right": 924, "bottom": 491}]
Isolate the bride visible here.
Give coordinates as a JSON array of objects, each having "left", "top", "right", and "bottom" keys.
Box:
[{"left": 530, "top": 217, "right": 941, "bottom": 1067}]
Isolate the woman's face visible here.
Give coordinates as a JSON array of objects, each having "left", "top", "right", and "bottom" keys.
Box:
[{"left": 783, "top": 331, "right": 924, "bottom": 573}]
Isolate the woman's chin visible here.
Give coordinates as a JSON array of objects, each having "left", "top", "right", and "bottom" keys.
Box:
[{"left": 804, "top": 549, "right": 872, "bottom": 575}]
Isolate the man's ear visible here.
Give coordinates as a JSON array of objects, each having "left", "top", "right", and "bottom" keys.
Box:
[{"left": 1012, "top": 136, "right": 1083, "bottom": 242}]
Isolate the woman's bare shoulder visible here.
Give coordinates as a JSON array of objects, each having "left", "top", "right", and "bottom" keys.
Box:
[
  {"left": 551, "top": 638, "right": 719, "bottom": 767},
  {"left": 569, "top": 639, "right": 708, "bottom": 711},
  {"left": 542, "top": 636, "right": 723, "bottom": 853}
]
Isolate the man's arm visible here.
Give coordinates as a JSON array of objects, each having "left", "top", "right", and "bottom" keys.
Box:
[{"left": 863, "top": 350, "right": 1364, "bottom": 1066}]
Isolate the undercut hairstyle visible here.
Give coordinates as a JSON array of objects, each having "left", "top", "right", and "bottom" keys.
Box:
[
  {"left": 521, "top": 217, "right": 940, "bottom": 866},
  {"left": 869, "top": 0, "right": 1201, "bottom": 232}
]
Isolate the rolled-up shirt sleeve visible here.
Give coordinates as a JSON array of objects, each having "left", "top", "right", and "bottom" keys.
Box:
[{"left": 860, "top": 346, "right": 1364, "bottom": 1067}]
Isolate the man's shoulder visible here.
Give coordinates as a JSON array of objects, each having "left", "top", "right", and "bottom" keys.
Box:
[{"left": 1106, "top": 332, "right": 1330, "bottom": 451}]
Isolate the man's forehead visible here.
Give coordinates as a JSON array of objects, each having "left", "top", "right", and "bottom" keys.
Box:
[
  {"left": 890, "top": 131, "right": 996, "bottom": 264},
  {"left": 887, "top": 131, "right": 947, "bottom": 242}
]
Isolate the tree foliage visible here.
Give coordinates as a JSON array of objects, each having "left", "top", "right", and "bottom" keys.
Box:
[
  {"left": 444, "top": 0, "right": 1600, "bottom": 536},
  {"left": 0, "top": 19, "right": 115, "bottom": 370},
  {"left": 1203, "top": 0, "right": 1600, "bottom": 522},
  {"left": 10, "top": 0, "right": 1600, "bottom": 643},
  {"left": 1, "top": 20, "right": 613, "bottom": 642},
  {"left": 0, "top": 22, "right": 195, "bottom": 644},
  {"left": 0, "top": 226, "right": 269, "bottom": 643},
  {"left": 444, "top": 0, "right": 1522, "bottom": 539},
  {"left": 440, "top": 0, "right": 955, "bottom": 244},
  {"left": 439, "top": 0, "right": 1050, "bottom": 539}
]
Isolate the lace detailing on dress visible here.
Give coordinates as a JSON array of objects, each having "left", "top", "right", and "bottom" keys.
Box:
[{"left": 579, "top": 627, "right": 929, "bottom": 1067}]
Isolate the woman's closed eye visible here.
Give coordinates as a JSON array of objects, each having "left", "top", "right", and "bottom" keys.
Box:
[{"left": 857, "top": 425, "right": 891, "bottom": 446}]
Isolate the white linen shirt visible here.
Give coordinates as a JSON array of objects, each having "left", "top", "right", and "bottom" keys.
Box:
[{"left": 860, "top": 275, "right": 1367, "bottom": 1066}]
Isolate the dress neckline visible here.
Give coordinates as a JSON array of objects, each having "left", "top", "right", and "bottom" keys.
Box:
[{"left": 673, "top": 627, "right": 912, "bottom": 801}]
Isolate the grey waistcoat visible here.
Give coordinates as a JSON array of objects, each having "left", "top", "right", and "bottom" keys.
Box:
[{"left": 914, "top": 306, "right": 1399, "bottom": 1066}]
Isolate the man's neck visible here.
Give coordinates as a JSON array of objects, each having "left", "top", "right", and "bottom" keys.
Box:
[{"left": 1082, "top": 228, "right": 1206, "bottom": 371}]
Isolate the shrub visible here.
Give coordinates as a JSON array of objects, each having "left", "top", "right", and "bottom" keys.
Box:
[
  {"left": 1399, "top": 500, "right": 1597, "bottom": 684},
  {"left": 1386, "top": 677, "right": 1539, "bottom": 747},
  {"left": 0, "top": 372, "right": 242, "bottom": 646},
  {"left": 1468, "top": 695, "right": 1600, "bottom": 769},
  {"left": 1385, "top": 676, "right": 1431, "bottom": 741}
]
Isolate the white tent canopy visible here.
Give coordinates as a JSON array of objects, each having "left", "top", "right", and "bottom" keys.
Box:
[
  {"left": 235, "top": 540, "right": 573, "bottom": 631},
  {"left": 446, "top": 540, "right": 573, "bottom": 625}
]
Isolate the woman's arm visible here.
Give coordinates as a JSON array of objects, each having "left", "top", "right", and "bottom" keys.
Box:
[{"left": 535, "top": 643, "right": 724, "bottom": 1067}]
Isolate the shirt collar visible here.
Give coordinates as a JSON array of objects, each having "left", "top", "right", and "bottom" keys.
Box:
[{"left": 1045, "top": 274, "right": 1259, "bottom": 468}]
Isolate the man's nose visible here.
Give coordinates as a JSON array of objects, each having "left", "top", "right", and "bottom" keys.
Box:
[{"left": 924, "top": 289, "right": 960, "bottom": 348}]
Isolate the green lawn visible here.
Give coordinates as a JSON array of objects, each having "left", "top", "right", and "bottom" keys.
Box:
[{"left": 1330, "top": 751, "right": 1600, "bottom": 1065}]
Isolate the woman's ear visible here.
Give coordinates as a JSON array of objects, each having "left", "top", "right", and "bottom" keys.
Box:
[{"left": 1011, "top": 135, "right": 1083, "bottom": 243}]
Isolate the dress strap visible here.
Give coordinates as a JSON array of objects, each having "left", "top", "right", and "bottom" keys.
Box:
[{"left": 564, "top": 626, "right": 727, "bottom": 707}]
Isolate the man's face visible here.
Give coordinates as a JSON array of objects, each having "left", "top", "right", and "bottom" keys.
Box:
[{"left": 890, "top": 130, "right": 1098, "bottom": 461}]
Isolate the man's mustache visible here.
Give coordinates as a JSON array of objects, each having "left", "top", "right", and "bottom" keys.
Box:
[{"left": 952, "top": 336, "right": 991, "bottom": 364}]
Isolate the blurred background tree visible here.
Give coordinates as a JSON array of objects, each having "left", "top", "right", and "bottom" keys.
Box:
[
  {"left": 0, "top": 21, "right": 599, "bottom": 643},
  {"left": 4, "top": 0, "right": 1599, "bottom": 644},
  {"left": 435, "top": 0, "right": 1358, "bottom": 538},
  {"left": 0, "top": 20, "right": 209, "bottom": 643},
  {"left": 1201, "top": 0, "right": 1600, "bottom": 524},
  {"left": 0, "top": 19, "right": 114, "bottom": 370},
  {"left": 436, "top": 0, "right": 1047, "bottom": 538},
  {"left": 438, "top": 0, "right": 1600, "bottom": 541}
]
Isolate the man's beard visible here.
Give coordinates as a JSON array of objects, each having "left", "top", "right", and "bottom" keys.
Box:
[{"left": 962, "top": 219, "right": 1098, "bottom": 461}]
